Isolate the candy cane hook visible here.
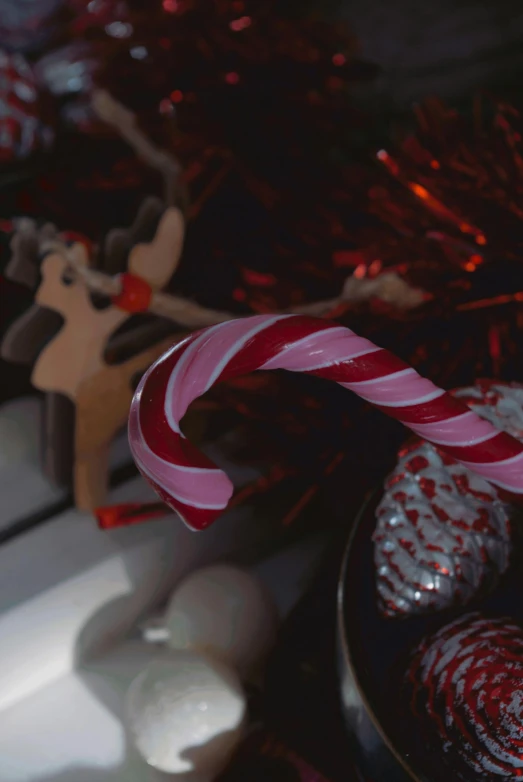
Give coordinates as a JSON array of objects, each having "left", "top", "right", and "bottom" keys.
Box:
[{"left": 129, "top": 314, "right": 523, "bottom": 530}]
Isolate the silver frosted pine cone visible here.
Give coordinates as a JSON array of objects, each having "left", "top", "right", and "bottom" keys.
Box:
[{"left": 373, "top": 381, "right": 523, "bottom": 618}]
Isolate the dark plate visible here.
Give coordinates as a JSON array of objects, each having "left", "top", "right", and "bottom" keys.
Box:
[
  {"left": 337, "top": 490, "right": 422, "bottom": 781},
  {"left": 337, "top": 490, "right": 523, "bottom": 782}
]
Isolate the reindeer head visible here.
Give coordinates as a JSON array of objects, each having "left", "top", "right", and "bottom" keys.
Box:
[
  {"left": 1, "top": 198, "right": 182, "bottom": 364},
  {"left": 35, "top": 243, "right": 91, "bottom": 317},
  {"left": 32, "top": 204, "right": 185, "bottom": 325}
]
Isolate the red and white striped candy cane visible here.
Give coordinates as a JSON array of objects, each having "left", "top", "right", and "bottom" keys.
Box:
[{"left": 129, "top": 314, "right": 523, "bottom": 530}]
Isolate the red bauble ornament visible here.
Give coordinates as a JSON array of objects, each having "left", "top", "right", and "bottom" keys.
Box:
[
  {"left": 373, "top": 381, "right": 523, "bottom": 618},
  {"left": 111, "top": 272, "right": 152, "bottom": 313},
  {"left": 0, "top": 49, "right": 53, "bottom": 162},
  {"left": 406, "top": 613, "right": 523, "bottom": 780}
]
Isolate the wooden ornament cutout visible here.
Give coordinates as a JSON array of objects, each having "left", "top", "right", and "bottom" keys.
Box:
[
  {"left": 128, "top": 207, "right": 185, "bottom": 288},
  {"left": 31, "top": 247, "right": 128, "bottom": 400},
  {"left": 32, "top": 208, "right": 185, "bottom": 400},
  {"left": 27, "top": 206, "right": 187, "bottom": 509},
  {"left": 42, "top": 392, "right": 75, "bottom": 487},
  {"left": 6, "top": 219, "right": 58, "bottom": 289},
  {"left": 1, "top": 88, "right": 188, "bottom": 498},
  {"left": 101, "top": 196, "right": 165, "bottom": 275},
  {"left": 73, "top": 334, "right": 179, "bottom": 509},
  {"left": 1, "top": 304, "right": 63, "bottom": 366},
  {"left": 1, "top": 203, "right": 187, "bottom": 493}
]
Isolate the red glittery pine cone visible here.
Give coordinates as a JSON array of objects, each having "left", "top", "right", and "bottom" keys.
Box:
[
  {"left": 0, "top": 49, "right": 53, "bottom": 162},
  {"left": 406, "top": 613, "right": 523, "bottom": 780},
  {"left": 373, "top": 381, "right": 523, "bottom": 618}
]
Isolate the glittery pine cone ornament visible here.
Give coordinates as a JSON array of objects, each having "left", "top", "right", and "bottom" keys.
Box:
[
  {"left": 0, "top": 49, "right": 53, "bottom": 162},
  {"left": 0, "top": 0, "right": 62, "bottom": 54},
  {"left": 373, "top": 381, "right": 523, "bottom": 618},
  {"left": 405, "top": 613, "right": 523, "bottom": 780}
]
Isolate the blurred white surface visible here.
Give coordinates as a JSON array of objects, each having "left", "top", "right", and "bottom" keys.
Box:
[
  {"left": 0, "top": 395, "right": 281, "bottom": 711},
  {"left": 0, "top": 395, "right": 327, "bottom": 780},
  {"left": 0, "top": 532, "right": 326, "bottom": 781}
]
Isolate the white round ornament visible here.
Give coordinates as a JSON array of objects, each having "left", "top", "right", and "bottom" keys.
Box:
[
  {"left": 125, "top": 650, "right": 246, "bottom": 777},
  {"left": 164, "top": 564, "right": 277, "bottom": 677}
]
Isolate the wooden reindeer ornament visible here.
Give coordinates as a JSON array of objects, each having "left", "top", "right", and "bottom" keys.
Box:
[
  {"left": 31, "top": 208, "right": 184, "bottom": 398},
  {"left": 0, "top": 88, "right": 192, "bottom": 496},
  {"left": 1, "top": 199, "right": 175, "bottom": 487},
  {"left": 29, "top": 207, "right": 187, "bottom": 510}
]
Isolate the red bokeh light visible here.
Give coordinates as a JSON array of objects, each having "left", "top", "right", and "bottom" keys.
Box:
[
  {"left": 159, "top": 98, "right": 173, "bottom": 114},
  {"left": 229, "top": 16, "right": 251, "bottom": 31}
]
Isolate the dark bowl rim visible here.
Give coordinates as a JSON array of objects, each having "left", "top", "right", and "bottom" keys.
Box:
[{"left": 336, "top": 489, "right": 418, "bottom": 781}]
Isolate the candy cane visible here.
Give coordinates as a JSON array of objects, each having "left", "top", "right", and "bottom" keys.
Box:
[{"left": 129, "top": 314, "right": 523, "bottom": 530}]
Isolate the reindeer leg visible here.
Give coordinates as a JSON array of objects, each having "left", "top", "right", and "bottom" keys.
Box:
[
  {"left": 42, "top": 393, "right": 75, "bottom": 487},
  {"left": 74, "top": 443, "right": 111, "bottom": 511}
]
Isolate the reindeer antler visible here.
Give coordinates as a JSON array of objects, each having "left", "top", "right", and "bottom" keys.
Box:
[
  {"left": 102, "top": 196, "right": 165, "bottom": 275},
  {"left": 35, "top": 204, "right": 237, "bottom": 329},
  {"left": 6, "top": 218, "right": 58, "bottom": 288}
]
